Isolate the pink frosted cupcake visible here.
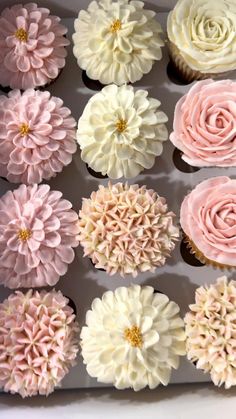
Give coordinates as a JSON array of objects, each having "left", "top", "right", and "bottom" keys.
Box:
[
  {"left": 0, "top": 289, "right": 79, "bottom": 397},
  {"left": 0, "top": 3, "right": 69, "bottom": 90},
  {"left": 0, "top": 89, "right": 76, "bottom": 184},
  {"left": 0, "top": 184, "right": 79, "bottom": 289}
]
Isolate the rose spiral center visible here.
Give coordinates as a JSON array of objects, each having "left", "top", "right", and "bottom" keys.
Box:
[
  {"left": 124, "top": 325, "right": 143, "bottom": 348},
  {"left": 15, "top": 28, "right": 28, "bottom": 42}
]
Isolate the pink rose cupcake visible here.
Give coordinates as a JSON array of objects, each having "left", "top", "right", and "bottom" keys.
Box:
[
  {"left": 0, "top": 89, "right": 76, "bottom": 184},
  {"left": 180, "top": 176, "right": 236, "bottom": 268},
  {"left": 0, "top": 289, "right": 79, "bottom": 397},
  {"left": 0, "top": 184, "right": 79, "bottom": 289},
  {"left": 0, "top": 3, "right": 69, "bottom": 90},
  {"left": 170, "top": 80, "right": 236, "bottom": 168}
]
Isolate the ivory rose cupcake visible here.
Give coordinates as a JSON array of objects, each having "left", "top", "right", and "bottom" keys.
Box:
[
  {"left": 180, "top": 176, "right": 236, "bottom": 268},
  {"left": 167, "top": 0, "right": 236, "bottom": 83},
  {"left": 0, "top": 89, "right": 76, "bottom": 184},
  {"left": 81, "top": 285, "right": 186, "bottom": 391},
  {"left": 0, "top": 184, "right": 79, "bottom": 289},
  {"left": 72, "top": 0, "right": 164, "bottom": 86},
  {"left": 77, "top": 84, "right": 168, "bottom": 178},
  {"left": 185, "top": 276, "right": 236, "bottom": 388},
  {"left": 0, "top": 3, "right": 69, "bottom": 90},
  {"left": 78, "top": 183, "right": 179, "bottom": 277},
  {"left": 170, "top": 80, "right": 236, "bottom": 167},
  {"left": 0, "top": 289, "right": 79, "bottom": 397}
]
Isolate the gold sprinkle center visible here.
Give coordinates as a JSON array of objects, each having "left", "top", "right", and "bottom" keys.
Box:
[
  {"left": 18, "top": 229, "right": 32, "bottom": 242},
  {"left": 19, "top": 123, "right": 30, "bottom": 136},
  {"left": 15, "top": 28, "right": 28, "bottom": 42},
  {"left": 124, "top": 325, "right": 143, "bottom": 348},
  {"left": 110, "top": 19, "right": 122, "bottom": 33},
  {"left": 116, "top": 119, "right": 127, "bottom": 133}
]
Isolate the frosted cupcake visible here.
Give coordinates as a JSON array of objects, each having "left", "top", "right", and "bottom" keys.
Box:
[
  {"left": 185, "top": 276, "right": 236, "bottom": 388},
  {"left": 77, "top": 85, "right": 168, "bottom": 178},
  {"left": 0, "top": 289, "right": 79, "bottom": 397},
  {"left": 170, "top": 80, "right": 236, "bottom": 168},
  {"left": 78, "top": 182, "right": 179, "bottom": 276},
  {"left": 73, "top": 0, "right": 164, "bottom": 86},
  {"left": 0, "top": 89, "right": 76, "bottom": 184},
  {"left": 0, "top": 3, "right": 69, "bottom": 90},
  {"left": 180, "top": 176, "right": 236, "bottom": 268},
  {"left": 0, "top": 184, "right": 79, "bottom": 289},
  {"left": 81, "top": 284, "right": 186, "bottom": 391},
  {"left": 167, "top": 0, "right": 236, "bottom": 83}
]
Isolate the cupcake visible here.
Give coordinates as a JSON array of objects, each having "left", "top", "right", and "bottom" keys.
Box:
[
  {"left": 81, "top": 284, "right": 186, "bottom": 391},
  {"left": 0, "top": 289, "right": 79, "bottom": 397},
  {"left": 0, "top": 3, "right": 69, "bottom": 90},
  {"left": 77, "top": 84, "right": 168, "bottom": 178},
  {"left": 185, "top": 276, "right": 236, "bottom": 388},
  {"left": 170, "top": 80, "right": 236, "bottom": 168},
  {"left": 167, "top": 0, "right": 236, "bottom": 83},
  {"left": 72, "top": 0, "right": 164, "bottom": 86},
  {"left": 0, "top": 89, "right": 76, "bottom": 184},
  {"left": 0, "top": 184, "right": 79, "bottom": 289},
  {"left": 78, "top": 182, "right": 179, "bottom": 277},
  {"left": 180, "top": 176, "right": 236, "bottom": 268}
]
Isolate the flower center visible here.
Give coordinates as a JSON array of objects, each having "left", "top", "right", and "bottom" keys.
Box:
[
  {"left": 18, "top": 229, "right": 32, "bottom": 242},
  {"left": 110, "top": 19, "right": 122, "bottom": 33},
  {"left": 124, "top": 325, "right": 143, "bottom": 348},
  {"left": 19, "top": 123, "right": 30, "bottom": 136},
  {"left": 15, "top": 28, "right": 28, "bottom": 42},
  {"left": 116, "top": 119, "right": 127, "bottom": 133}
]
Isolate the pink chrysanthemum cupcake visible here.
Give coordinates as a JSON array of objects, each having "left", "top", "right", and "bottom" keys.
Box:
[
  {"left": 0, "top": 3, "right": 69, "bottom": 90},
  {"left": 0, "top": 289, "right": 79, "bottom": 397},
  {"left": 0, "top": 184, "right": 79, "bottom": 289},
  {"left": 0, "top": 89, "right": 76, "bottom": 184}
]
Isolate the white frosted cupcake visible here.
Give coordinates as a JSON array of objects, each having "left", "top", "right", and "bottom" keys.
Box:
[
  {"left": 81, "top": 285, "right": 186, "bottom": 391},
  {"left": 77, "top": 84, "right": 168, "bottom": 178},
  {"left": 72, "top": 0, "right": 164, "bottom": 85}
]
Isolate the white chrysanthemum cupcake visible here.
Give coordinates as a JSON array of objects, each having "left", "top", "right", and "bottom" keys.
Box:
[
  {"left": 185, "top": 276, "right": 236, "bottom": 388},
  {"left": 77, "top": 85, "right": 168, "bottom": 178},
  {"left": 72, "top": 0, "right": 164, "bottom": 85},
  {"left": 81, "top": 285, "right": 186, "bottom": 391}
]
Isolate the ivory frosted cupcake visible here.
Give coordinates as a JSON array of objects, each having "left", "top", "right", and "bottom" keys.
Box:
[
  {"left": 0, "top": 289, "right": 79, "bottom": 397},
  {"left": 170, "top": 80, "right": 236, "bottom": 167},
  {"left": 81, "top": 285, "right": 186, "bottom": 391},
  {"left": 0, "top": 184, "right": 79, "bottom": 289},
  {"left": 77, "top": 84, "right": 168, "bottom": 178},
  {"left": 180, "top": 176, "right": 236, "bottom": 268},
  {"left": 0, "top": 3, "right": 69, "bottom": 90},
  {"left": 167, "top": 0, "right": 236, "bottom": 83},
  {"left": 72, "top": 0, "right": 164, "bottom": 85},
  {"left": 78, "top": 182, "right": 179, "bottom": 276},
  {"left": 0, "top": 89, "right": 76, "bottom": 184},
  {"left": 185, "top": 276, "right": 236, "bottom": 388}
]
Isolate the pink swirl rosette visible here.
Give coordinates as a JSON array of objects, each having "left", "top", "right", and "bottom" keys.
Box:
[
  {"left": 180, "top": 177, "right": 236, "bottom": 267},
  {"left": 170, "top": 80, "right": 236, "bottom": 167},
  {"left": 0, "top": 3, "right": 69, "bottom": 89}
]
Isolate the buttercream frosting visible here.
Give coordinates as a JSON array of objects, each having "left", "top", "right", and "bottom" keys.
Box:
[
  {"left": 81, "top": 284, "right": 186, "bottom": 391},
  {"left": 78, "top": 182, "right": 179, "bottom": 276},
  {"left": 73, "top": 0, "right": 164, "bottom": 85},
  {"left": 0, "top": 289, "right": 79, "bottom": 397},
  {"left": 167, "top": 0, "right": 236, "bottom": 74},
  {"left": 0, "top": 184, "right": 79, "bottom": 289},
  {"left": 180, "top": 176, "right": 236, "bottom": 266},
  {"left": 77, "top": 84, "right": 168, "bottom": 178},
  {"left": 0, "top": 3, "right": 69, "bottom": 89}
]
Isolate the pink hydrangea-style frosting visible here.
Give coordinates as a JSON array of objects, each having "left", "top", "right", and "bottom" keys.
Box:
[
  {"left": 0, "top": 289, "right": 79, "bottom": 397},
  {"left": 170, "top": 80, "right": 236, "bottom": 167},
  {"left": 0, "top": 3, "right": 69, "bottom": 89},
  {"left": 180, "top": 176, "right": 236, "bottom": 266},
  {"left": 0, "top": 184, "right": 79, "bottom": 289},
  {"left": 0, "top": 89, "right": 76, "bottom": 184},
  {"left": 78, "top": 182, "right": 179, "bottom": 277}
]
